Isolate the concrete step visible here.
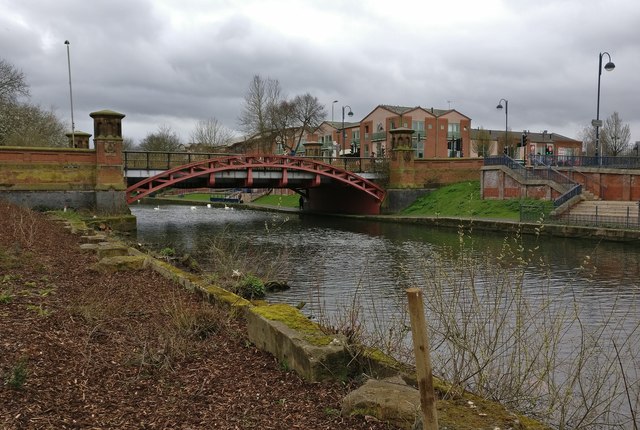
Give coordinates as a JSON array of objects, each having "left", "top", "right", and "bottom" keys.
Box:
[{"left": 568, "top": 201, "right": 640, "bottom": 217}]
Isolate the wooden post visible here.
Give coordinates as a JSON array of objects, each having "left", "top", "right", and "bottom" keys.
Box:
[{"left": 406, "top": 287, "right": 438, "bottom": 430}]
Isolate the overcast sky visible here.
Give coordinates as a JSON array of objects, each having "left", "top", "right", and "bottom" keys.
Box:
[{"left": 2, "top": 0, "right": 639, "bottom": 147}]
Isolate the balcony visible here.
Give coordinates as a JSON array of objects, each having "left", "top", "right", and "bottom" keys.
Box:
[{"left": 371, "top": 131, "right": 387, "bottom": 141}]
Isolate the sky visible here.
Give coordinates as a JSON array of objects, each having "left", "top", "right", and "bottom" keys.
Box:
[{"left": 1, "top": 0, "right": 639, "bottom": 147}]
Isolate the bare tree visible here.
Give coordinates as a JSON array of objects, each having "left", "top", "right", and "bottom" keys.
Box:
[
  {"left": 472, "top": 127, "right": 492, "bottom": 157},
  {"left": 290, "top": 93, "right": 326, "bottom": 154},
  {"left": 579, "top": 125, "right": 596, "bottom": 156},
  {"left": 122, "top": 137, "right": 136, "bottom": 150},
  {"left": 138, "top": 125, "right": 182, "bottom": 152},
  {"left": 238, "top": 75, "right": 281, "bottom": 139},
  {"left": 0, "top": 102, "right": 67, "bottom": 147},
  {"left": 0, "top": 58, "right": 29, "bottom": 103},
  {"left": 190, "top": 117, "right": 234, "bottom": 152},
  {"left": 601, "top": 111, "right": 631, "bottom": 156}
]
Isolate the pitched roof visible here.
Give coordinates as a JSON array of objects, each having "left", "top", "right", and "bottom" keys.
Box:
[{"left": 470, "top": 128, "right": 581, "bottom": 143}]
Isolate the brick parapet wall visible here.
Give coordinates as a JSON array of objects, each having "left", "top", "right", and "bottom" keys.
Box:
[{"left": 482, "top": 165, "right": 640, "bottom": 202}]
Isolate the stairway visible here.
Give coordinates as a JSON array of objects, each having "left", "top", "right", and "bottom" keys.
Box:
[
  {"left": 559, "top": 200, "right": 640, "bottom": 228},
  {"left": 568, "top": 200, "right": 639, "bottom": 217}
]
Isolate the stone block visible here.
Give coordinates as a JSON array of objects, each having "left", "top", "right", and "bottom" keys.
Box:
[
  {"left": 341, "top": 376, "right": 421, "bottom": 430},
  {"left": 92, "top": 255, "right": 146, "bottom": 273}
]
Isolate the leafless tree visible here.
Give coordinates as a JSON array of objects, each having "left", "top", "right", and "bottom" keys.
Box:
[
  {"left": 579, "top": 125, "right": 596, "bottom": 156},
  {"left": 138, "top": 125, "right": 182, "bottom": 152},
  {"left": 0, "top": 102, "right": 67, "bottom": 147},
  {"left": 190, "top": 117, "right": 234, "bottom": 152},
  {"left": 238, "top": 75, "right": 282, "bottom": 139},
  {"left": 122, "top": 137, "right": 136, "bottom": 150},
  {"left": 601, "top": 111, "right": 631, "bottom": 156},
  {"left": 290, "top": 93, "right": 326, "bottom": 154},
  {"left": 268, "top": 99, "right": 297, "bottom": 154},
  {"left": 472, "top": 127, "right": 492, "bottom": 157},
  {"left": 0, "top": 58, "right": 29, "bottom": 103}
]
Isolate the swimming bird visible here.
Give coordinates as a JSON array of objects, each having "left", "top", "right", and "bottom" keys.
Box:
[
  {"left": 190, "top": 206, "right": 197, "bottom": 210},
  {"left": 206, "top": 203, "right": 211, "bottom": 208},
  {"left": 154, "top": 206, "right": 160, "bottom": 210}
]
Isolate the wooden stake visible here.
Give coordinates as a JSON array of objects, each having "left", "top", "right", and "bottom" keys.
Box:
[{"left": 406, "top": 287, "right": 438, "bottom": 430}]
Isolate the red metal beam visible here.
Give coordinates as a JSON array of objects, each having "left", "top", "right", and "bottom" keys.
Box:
[{"left": 126, "top": 155, "right": 385, "bottom": 204}]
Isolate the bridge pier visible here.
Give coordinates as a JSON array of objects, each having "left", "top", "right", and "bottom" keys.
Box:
[{"left": 306, "top": 187, "right": 381, "bottom": 215}]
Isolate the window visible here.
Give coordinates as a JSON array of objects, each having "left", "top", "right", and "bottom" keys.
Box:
[{"left": 412, "top": 120, "right": 426, "bottom": 158}]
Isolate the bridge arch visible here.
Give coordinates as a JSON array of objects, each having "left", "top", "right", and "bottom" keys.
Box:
[{"left": 126, "top": 155, "right": 386, "bottom": 214}]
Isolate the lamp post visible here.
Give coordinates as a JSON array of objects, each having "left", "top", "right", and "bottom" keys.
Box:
[
  {"left": 594, "top": 52, "right": 615, "bottom": 163},
  {"left": 64, "top": 40, "right": 75, "bottom": 146},
  {"left": 331, "top": 100, "right": 338, "bottom": 123},
  {"left": 341, "top": 105, "right": 353, "bottom": 155},
  {"left": 496, "top": 99, "right": 508, "bottom": 157}
]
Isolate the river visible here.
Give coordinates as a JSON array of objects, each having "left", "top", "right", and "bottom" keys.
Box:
[{"left": 130, "top": 203, "right": 639, "bottom": 428}]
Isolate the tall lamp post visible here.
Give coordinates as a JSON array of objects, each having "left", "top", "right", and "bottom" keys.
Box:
[
  {"left": 331, "top": 100, "right": 338, "bottom": 123},
  {"left": 64, "top": 40, "right": 75, "bottom": 146},
  {"left": 594, "top": 52, "right": 615, "bottom": 163},
  {"left": 341, "top": 105, "right": 353, "bottom": 155},
  {"left": 496, "top": 98, "right": 508, "bottom": 157}
]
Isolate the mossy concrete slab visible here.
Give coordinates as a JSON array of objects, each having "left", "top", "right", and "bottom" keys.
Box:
[
  {"left": 341, "top": 376, "right": 421, "bottom": 430},
  {"left": 96, "top": 243, "right": 129, "bottom": 259},
  {"left": 247, "top": 304, "right": 351, "bottom": 382},
  {"left": 92, "top": 255, "right": 146, "bottom": 273}
]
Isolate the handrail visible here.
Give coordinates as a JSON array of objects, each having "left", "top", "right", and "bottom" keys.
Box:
[
  {"left": 124, "top": 151, "right": 384, "bottom": 174},
  {"left": 485, "top": 155, "right": 581, "bottom": 207}
]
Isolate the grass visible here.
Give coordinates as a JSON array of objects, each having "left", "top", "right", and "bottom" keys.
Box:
[
  {"left": 155, "top": 192, "right": 299, "bottom": 208},
  {"left": 401, "top": 181, "right": 553, "bottom": 220},
  {"left": 253, "top": 194, "right": 299, "bottom": 208}
]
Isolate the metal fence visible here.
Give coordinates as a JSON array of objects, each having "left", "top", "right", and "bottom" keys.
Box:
[
  {"left": 521, "top": 203, "right": 640, "bottom": 230},
  {"left": 529, "top": 154, "right": 640, "bottom": 169}
]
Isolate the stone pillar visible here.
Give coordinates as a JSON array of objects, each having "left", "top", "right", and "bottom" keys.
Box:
[
  {"left": 66, "top": 131, "right": 92, "bottom": 149},
  {"left": 303, "top": 141, "right": 322, "bottom": 157},
  {"left": 389, "top": 127, "right": 416, "bottom": 187},
  {"left": 89, "top": 109, "right": 128, "bottom": 214}
]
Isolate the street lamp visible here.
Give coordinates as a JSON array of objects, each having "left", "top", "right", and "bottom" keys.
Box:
[
  {"left": 594, "top": 51, "right": 615, "bottom": 163},
  {"left": 64, "top": 40, "right": 75, "bottom": 147},
  {"left": 331, "top": 100, "right": 338, "bottom": 123},
  {"left": 341, "top": 105, "right": 353, "bottom": 155},
  {"left": 496, "top": 98, "right": 508, "bottom": 157}
]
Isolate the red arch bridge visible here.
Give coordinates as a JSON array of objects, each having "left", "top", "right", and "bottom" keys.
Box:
[{"left": 125, "top": 154, "right": 386, "bottom": 215}]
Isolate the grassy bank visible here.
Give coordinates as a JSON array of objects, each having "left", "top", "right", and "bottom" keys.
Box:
[{"left": 401, "top": 181, "right": 553, "bottom": 219}]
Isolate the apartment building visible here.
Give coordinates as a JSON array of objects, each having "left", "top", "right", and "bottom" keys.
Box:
[
  {"left": 469, "top": 128, "right": 583, "bottom": 160},
  {"left": 305, "top": 104, "right": 472, "bottom": 159}
]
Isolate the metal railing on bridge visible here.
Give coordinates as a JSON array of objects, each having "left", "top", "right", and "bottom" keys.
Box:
[
  {"left": 124, "top": 151, "right": 231, "bottom": 170},
  {"left": 123, "top": 151, "right": 387, "bottom": 175}
]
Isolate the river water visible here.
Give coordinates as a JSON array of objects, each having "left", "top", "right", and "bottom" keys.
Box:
[
  {"left": 130, "top": 203, "right": 640, "bottom": 427},
  {"left": 130, "top": 204, "right": 639, "bottom": 323}
]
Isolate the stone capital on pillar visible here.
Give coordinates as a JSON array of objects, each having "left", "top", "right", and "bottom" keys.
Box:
[
  {"left": 388, "top": 127, "right": 416, "bottom": 187},
  {"left": 302, "top": 141, "right": 322, "bottom": 157},
  {"left": 66, "top": 131, "right": 92, "bottom": 149}
]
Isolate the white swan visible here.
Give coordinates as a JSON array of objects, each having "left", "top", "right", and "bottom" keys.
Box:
[
  {"left": 206, "top": 203, "right": 211, "bottom": 208},
  {"left": 154, "top": 206, "right": 160, "bottom": 210}
]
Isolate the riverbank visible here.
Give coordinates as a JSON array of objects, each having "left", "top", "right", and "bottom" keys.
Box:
[
  {"left": 2, "top": 201, "right": 556, "bottom": 429},
  {"left": 0, "top": 201, "right": 393, "bottom": 430}
]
